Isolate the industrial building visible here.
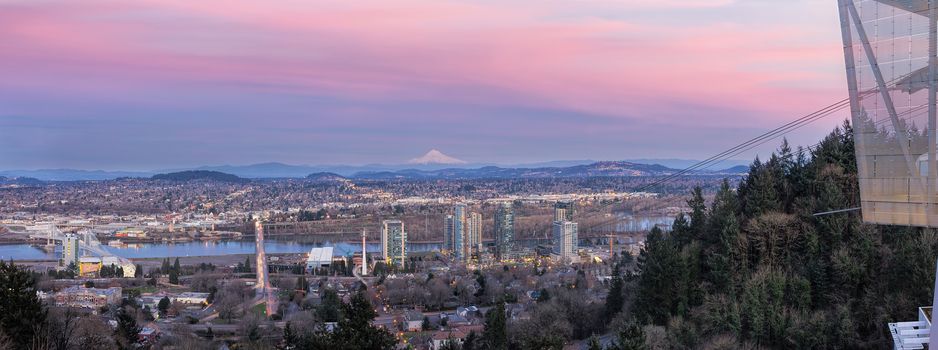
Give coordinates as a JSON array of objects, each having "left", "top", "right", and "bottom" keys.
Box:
[{"left": 306, "top": 247, "right": 335, "bottom": 271}]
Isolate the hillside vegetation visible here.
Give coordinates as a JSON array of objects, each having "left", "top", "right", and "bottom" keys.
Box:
[
  {"left": 623, "top": 121, "right": 935, "bottom": 348},
  {"left": 151, "top": 170, "right": 244, "bottom": 183}
]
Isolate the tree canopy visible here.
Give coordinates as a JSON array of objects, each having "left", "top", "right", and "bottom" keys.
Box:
[{"left": 630, "top": 123, "right": 937, "bottom": 348}]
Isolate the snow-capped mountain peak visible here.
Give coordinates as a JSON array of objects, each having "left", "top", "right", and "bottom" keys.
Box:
[{"left": 408, "top": 149, "right": 467, "bottom": 165}]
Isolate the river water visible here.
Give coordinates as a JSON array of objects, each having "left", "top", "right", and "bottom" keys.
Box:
[
  {"left": 0, "top": 213, "right": 673, "bottom": 261},
  {"left": 0, "top": 239, "right": 441, "bottom": 261},
  {"left": 613, "top": 213, "right": 675, "bottom": 232}
]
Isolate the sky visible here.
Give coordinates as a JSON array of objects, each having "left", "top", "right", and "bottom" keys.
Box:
[{"left": 0, "top": 0, "right": 849, "bottom": 170}]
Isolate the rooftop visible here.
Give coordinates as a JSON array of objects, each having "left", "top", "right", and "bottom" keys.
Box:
[{"left": 307, "top": 247, "right": 334, "bottom": 264}]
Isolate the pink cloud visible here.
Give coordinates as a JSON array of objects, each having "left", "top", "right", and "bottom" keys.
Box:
[{"left": 0, "top": 0, "right": 845, "bottom": 128}]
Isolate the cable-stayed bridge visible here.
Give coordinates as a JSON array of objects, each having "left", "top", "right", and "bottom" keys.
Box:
[{"left": 29, "top": 224, "right": 133, "bottom": 271}]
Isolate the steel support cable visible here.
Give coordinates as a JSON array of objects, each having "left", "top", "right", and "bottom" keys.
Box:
[
  {"left": 630, "top": 72, "right": 915, "bottom": 194},
  {"left": 632, "top": 99, "right": 852, "bottom": 194},
  {"left": 583, "top": 101, "right": 852, "bottom": 232},
  {"left": 580, "top": 73, "right": 914, "bottom": 231}
]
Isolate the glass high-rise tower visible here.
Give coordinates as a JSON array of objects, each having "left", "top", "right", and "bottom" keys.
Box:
[
  {"left": 552, "top": 221, "right": 578, "bottom": 261},
  {"left": 495, "top": 202, "right": 515, "bottom": 260},
  {"left": 554, "top": 201, "right": 575, "bottom": 222},
  {"left": 443, "top": 214, "right": 455, "bottom": 253},
  {"left": 467, "top": 212, "right": 482, "bottom": 260},
  {"left": 453, "top": 203, "right": 467, "bottom": 260},
  {"left": 381, "top": 220, "right": 407, "bottom": 267}
]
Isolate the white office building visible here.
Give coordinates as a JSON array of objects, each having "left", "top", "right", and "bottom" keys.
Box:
[{"left": 552, "top": 221, "right": 578, "bottom": 262}]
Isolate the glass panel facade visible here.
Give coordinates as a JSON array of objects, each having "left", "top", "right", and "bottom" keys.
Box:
[{"left": 840, "top": 0, "right": 938, "bottom": 226}]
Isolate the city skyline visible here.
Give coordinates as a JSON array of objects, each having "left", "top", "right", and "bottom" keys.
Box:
[{"left": 1, "top": 0, "right": 847, "bottom": 170}]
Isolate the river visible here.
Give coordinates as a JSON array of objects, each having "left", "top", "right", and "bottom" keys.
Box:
[
  {"left": 0, "top": 239, "right": 441, "bottom": 261},
  {"left": 0, "top": 213, "right": 673, "bottom": 261}
]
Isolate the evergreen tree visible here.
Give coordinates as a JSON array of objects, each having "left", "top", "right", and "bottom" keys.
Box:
[
  {"left": 482, "top": 302, "right": 508, "bottom": 350},
  {"left": 612, "top": 318, "right": 646, "bottom": 350},
  {"left": 0, "top": 260, "right": 46, "bottom": 349},
  {"left": 635, "top": 227, "right": 686, "bottom": 324},
  {"left": 604, "top": 260, "right": 625, "bottom": 321},
  {"left": 114, "top": 306, "right": 141, "bottom": 350},
  {"left": 158, "top": 296, "right": 171, "bottom": 316},
  {"left": 331, "top": 292, "right": 396, "bottom": 349},
  {"left": 463, "top": 331, "right": 478, "bottom": 350},
  {"left": 687, "top": 187, "right": 707, "bottom": 240},
  {"left": 587, "top": 335, "right": 603, "bottom": 350},
  {"left": 704, "top": 179, "right": 742, "bottom": 290},
  {"left": 318, "top": 289, "right": 342, "bottom": 322},
  {"left": 297, "top": 276, "right": 308, "bottom": 292},
  {"left": 282, "top": 322, "right": 297, "bottom": 349},
  {"left": 596, "top": 125, "right": 938, "bottom": 348},
  {"left": 161, "top": 258, "right": 171, "bottom": 275},
  {"left": 671, "top": 214, "right": 692, "bottom": 247}
]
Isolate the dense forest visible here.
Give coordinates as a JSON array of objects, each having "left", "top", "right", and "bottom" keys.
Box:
[
  {"left": 624, "top": 121, "right": 937, "bottom": 349},
  {"left": 151, "top": 170, "right": 245, "bottom": 183}
]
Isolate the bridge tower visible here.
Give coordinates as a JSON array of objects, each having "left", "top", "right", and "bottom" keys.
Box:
[
  {"left": 361, "top": 228, "right": 368, "bottom": 276},
  {"left": 254, "top": 219, "right": 275, "bottom": 317}
]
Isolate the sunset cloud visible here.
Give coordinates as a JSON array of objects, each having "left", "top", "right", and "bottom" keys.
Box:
[{"left": 0, "top": 0, "right": 848, "bottom": 169}]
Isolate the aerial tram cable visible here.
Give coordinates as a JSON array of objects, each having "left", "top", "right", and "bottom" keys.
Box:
[
  {"left": 583, "top": 99, "right": 851, "bottom": 231},
  {"left": 583, "top": 72, "right": 916, "bottom": 231},
  {"left": 813, "top": 207, "right": 861, "bottom": 216},
  {"left": 631, "top": 71, "right": 916, "bottom": 194}
]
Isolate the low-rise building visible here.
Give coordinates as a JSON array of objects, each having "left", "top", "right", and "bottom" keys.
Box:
[
  {"left": 404, "top": 310, "right": 425, "bottom": 332},
  {"left": 54, "top": 286, "right": 122, "bottom": 309},
  {"left": 115, "top": 228, "right": 147, "bottom": 238},
  {"left": 138, "top": 327, "right": 160, "bottom": 344},
  {"left": 306, "top": 247, "right": 334, "bottom": 271},
  {"left": 101, "top": 256, "right": 137, "bottom": 278},
  {"left": 889, "top": 306, "right": 931, "bottom": 350},
  {"left": 172, "top": 292, "right": 210, "bottom": 305},
  {"left": 78, "top": 257, "right": 102, "bottom": 277},
  {"left": 430, "top": 329, "right": 467, "bottom": 350}
]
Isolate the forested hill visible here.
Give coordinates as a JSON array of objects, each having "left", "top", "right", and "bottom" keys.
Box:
[
  {"left": 624, "top": 121, "right": 936, "bottom": 348},
  {"left": 151, "top": 170, "right": 245, "bottom": 183}
]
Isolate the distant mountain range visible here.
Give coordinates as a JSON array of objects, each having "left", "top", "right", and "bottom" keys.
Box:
[
  {"left": 0, "top": 160, "right": 750, "bottom": 181},
  {"left": 341, "top": 161, "right": 746, "bottom": 180},
  {"left": 0, "top": 169, "right": 152, "bottom": 181}
]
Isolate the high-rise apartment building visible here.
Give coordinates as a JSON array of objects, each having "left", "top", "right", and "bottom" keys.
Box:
[
  {"left": 443, "top": 215, "right": 455, "bottom": 253},
  {"left": 552, "top": 221, "right": 578, "bottom": 262},
  {"left": 453, "top": 203, "right": 467, "bottom": 260},
  {"left": 554, "top": 201, "right": 575, "bottom": 222},
  {"left": 495, "top": 202, "right": 515, "bottom": 260},
  {"left": 467, "top": 212, "right": 482, "bottom": 259},
  {"left": 382, "top": 220, "right": 407, "bottom": 267},
  {"left": 62, "top": 234, "right": 80, "bottom": 267}
]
